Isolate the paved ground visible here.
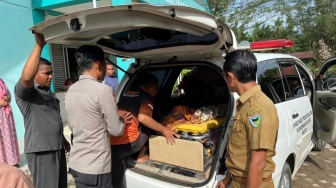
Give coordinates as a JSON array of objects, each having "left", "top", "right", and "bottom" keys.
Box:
[
  {"left": 292, "top": 144, "right": 336, "bottom": 188},
  {"left": 66, "top": 143, "right": 336, "bottom": 188},
  {"left": 18, "top": 126, "right": 75, "bottom": 187},
  {"left": 18, "top": 126, "right": 336, "bottom": 188}
]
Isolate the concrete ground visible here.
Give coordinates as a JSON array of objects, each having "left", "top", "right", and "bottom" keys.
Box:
[
  {"left": 292, "top": 144, "right": 336, "bottom": 188},
  {"left": 18, "top": 127, "right": 336, "bottom": 188}
]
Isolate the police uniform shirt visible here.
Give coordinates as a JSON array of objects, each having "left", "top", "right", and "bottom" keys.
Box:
[
  {"left": 65, "top": 75, "right": 124, "bottom": 175},
  {"left": 225, "top": 85, "right": 279, "bottom": 178},
  {"left": 15, "top": 82, "right": 63, "bottom": 153}
]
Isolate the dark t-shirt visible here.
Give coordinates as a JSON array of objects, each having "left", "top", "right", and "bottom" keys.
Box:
[
  {"left": 15, "top": 81, "right": 63, "bottom": 153},
  {"left": 110, "top": 87, "right": 154, "bottom": 145},
  {"left": 118, "top": 87, "right": 154, "bottom": 117}
]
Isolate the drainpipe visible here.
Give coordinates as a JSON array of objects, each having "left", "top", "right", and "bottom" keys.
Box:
[{"left": 93, "top": 0, "right": 97, "bottom": 8}]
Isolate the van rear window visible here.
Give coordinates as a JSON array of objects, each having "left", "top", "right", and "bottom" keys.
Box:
[{"left": 97, "top": 27, "right": 218, "bottom": 52}]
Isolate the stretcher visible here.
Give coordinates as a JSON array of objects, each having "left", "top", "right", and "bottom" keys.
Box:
[
  {"left": 174, "top": 117, "right": 226, "bottom": 134},
  {"left": 150, "top": 116, "right": 227, "bottom": 172},
  {"left": 163, "top": 104, "right": 228, "bottom": 142}
]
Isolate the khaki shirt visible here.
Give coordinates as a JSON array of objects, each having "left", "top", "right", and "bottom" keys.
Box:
[
  {"left": 225, "top": 85, "right": 279, "bottom": 178},
  {"left": 65, "top": 75, "right": 125, "bottom": 174}
]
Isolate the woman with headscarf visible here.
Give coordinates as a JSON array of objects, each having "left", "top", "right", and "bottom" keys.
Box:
[{"left": 0, "top": 78, "right": 20, "bottom": 167}]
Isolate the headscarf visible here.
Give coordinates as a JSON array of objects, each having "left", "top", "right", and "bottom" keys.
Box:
[{"left": 0, "top": 78, "right": 12, "bottom": 115}]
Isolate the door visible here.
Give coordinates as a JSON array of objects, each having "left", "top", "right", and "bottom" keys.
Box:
[
  {"left": 277, "top": 59, "right": 314, "bottom": 162},
  {"left": 314, "top": 57, "right": 336, "bottom": 146}
]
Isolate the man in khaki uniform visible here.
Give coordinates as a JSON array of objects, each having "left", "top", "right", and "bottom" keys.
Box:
[{"left": 216, "top": 50, "right": 279, "bottom": 188}]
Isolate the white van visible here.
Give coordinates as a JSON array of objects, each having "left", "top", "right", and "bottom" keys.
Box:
[{"left": 32, "top": 4, "right": 336, "bottom": 188}]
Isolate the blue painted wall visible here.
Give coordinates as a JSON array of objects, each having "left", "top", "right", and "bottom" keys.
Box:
[
  {"left": 33, "top": 0, "right": 94, "bottom": 10},
  {"left": 141, "top": 0, "right": 205, "bottom": 11},
  {"left": 3, "top": 0, "right": 208, "bottom": 140},
  {"left": 0, "top": 1, "right": 37, "bottom": 140},
  {"left": 0, "top": 1, "right": 52, "bottom": 140}
]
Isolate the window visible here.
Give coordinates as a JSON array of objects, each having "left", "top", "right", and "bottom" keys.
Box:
[
  {"left": 278, "top": 59, "right": 304, "bottom": 99},
  {"left": 122, "top": 69, "right": 168, "bottom": 93},
  {"left": 50, "top": 45, "right": 112, "bottom": 91},
  {"left": 172, "top": 68, "right": 191, "bottom": 94},
  {"left": 323, "top": 64, "right": 336, "bottom": 90},
  {"left": 257, "top": 59, "right": 284, "bottom": 103},
  {"left": 97, "top": 27, "right": 218, "bottom": 52},
  {"left": 295, "top": 62, "right": 313, "bottom": 97}
]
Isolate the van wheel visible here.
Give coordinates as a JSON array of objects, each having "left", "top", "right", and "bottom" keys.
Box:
[
  {"left": 278, "top": 162, "right": 291, "bottom": 188},
  {"left": 312, "top": 138, "right": 326, "bottom": 151}
]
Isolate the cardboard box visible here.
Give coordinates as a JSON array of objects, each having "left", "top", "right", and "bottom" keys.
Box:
[{"left": 149, "top": 135, "right": 204, "bottom": 172}]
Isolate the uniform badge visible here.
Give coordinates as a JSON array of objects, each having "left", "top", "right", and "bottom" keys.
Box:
[{"left": 248, "top": 108, "right": 262, "bottom": 128}]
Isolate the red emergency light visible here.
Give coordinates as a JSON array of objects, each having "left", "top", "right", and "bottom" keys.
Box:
[
  {"left": 237, "top": 39, "right": 294, "bottom": 51},
  {"left": 250, "top": 39, "right": 294, "bottom": 50}
]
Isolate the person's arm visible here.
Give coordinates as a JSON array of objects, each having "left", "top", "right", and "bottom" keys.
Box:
[
  {"left": 138, "top": 113, "right": 179, "bottom": 145},
  {"left": 0, "top": 97, "right": 8, "bottom": 107},
  {"left": 1, "top": 80, "right": 10, "bottom": 106},
  {"left": 20, "top": 33, "right": 46, "bottom": 89},
  {"left": 215, "top": 170, "right": 232, "bottom": 188},
  {"left": 100, "top": 87, "right": 128, "bottom": 136},
  {"left": 247, "top": 149, "right": 267, "bottom": 188},
  {"left": 246, "top": 102, "right": 278, "bottom": 188},
  {"left": 63, "top": 135, "right": 71, "bottom": 153}
]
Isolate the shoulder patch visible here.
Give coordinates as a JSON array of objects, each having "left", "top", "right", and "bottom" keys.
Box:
[
  {"left": 249, "top": 114, "right": 262, "bottom": 128},
  {"left": 248, "top": 108, "right": 262, "bottom": 128}
]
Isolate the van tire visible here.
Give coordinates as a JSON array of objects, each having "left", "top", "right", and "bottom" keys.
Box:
[
  {"left": 278, "top": 162, "right": 292, "bottom": 188},
  {"left": 313, "top": 138, "right": 326, "bottom": 151}
]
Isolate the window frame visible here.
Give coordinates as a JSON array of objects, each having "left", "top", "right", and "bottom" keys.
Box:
[
  {"left": 277, "top": 58, "right": 305, "bottom": 101},
  {"left": 257, "top": 59, "right": 284, "bottom": 104}
]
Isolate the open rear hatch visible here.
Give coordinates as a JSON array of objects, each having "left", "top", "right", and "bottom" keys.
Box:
[
  {"left": 31, "top": 4, "right": 235, "bottom": 186},
  {"left": 31, "top": 4, "right": 235, "bottom": 62}
]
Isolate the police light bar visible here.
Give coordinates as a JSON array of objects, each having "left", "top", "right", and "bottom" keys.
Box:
[{"left": 237, "top": 39, "right": 294, "bottom": 51}]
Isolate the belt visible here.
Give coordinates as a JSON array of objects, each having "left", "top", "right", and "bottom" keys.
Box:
[{"left": 232, "top": 174, "right": 272, "bottom": 184}]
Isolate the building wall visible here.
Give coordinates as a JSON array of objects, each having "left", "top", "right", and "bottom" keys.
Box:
[
  {"left": 0, "top": 0, "right": 37, "bottom": 140},
  {"left": 2, "top": 0, "right": 209, "bottom": 141}
]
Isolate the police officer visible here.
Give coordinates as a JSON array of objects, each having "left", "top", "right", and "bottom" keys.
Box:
[{"left": 216, "top": 50, "right": 279, "bottom": 188}]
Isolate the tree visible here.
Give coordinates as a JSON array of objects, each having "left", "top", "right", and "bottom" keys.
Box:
[
  {"left": 207, "top": 0, "right": 235, "bottom": 21},
  {"left": 207, "top": 0, "right": 336, "bottom": 66}
]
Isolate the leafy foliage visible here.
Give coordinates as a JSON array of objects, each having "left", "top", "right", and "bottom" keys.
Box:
[
  {"left": 172, "top": 69, "right": 191, "bottom": 93},
  {"left": 207, "top": 0, "right": 336, "bottom": 67}
]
